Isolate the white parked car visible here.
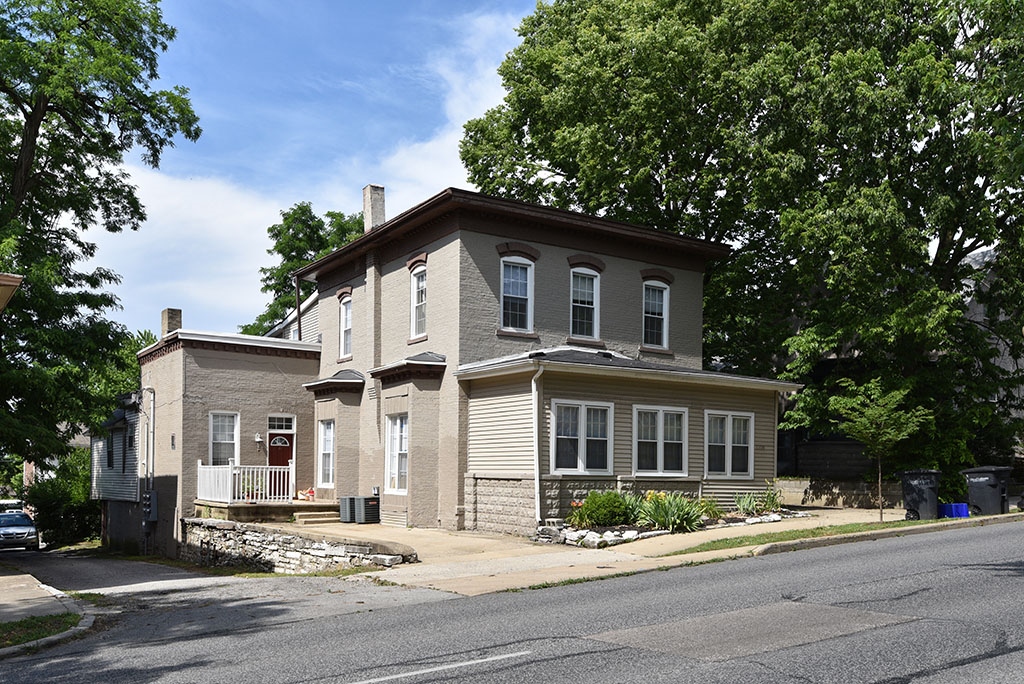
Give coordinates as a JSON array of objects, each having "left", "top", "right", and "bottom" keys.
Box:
[{"left": 0, "top": 512, "right": 40, "bottom": 551}]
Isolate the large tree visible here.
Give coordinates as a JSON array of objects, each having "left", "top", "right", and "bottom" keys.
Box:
[
  {"left": 461, "top": 0, "right": 1024, "bottom": 476},
  {"left": 0, "top": 0, "right": 200, "bottom": 464},
  {"left": 240, "top": 203, "right": 361, "bottom": 336}
]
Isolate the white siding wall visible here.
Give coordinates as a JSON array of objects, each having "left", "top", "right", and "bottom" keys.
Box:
[{"left": 90, "top": 412, "right": 141, "bottom": 502}]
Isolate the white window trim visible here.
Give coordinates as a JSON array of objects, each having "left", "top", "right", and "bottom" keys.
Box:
[
  {"left": 500, "top": 256, "right": 535, "bottom": 333},
  {"left": 570, "top": 267, "right": 600, "bottom": 339},
  {"left": 317, "top": 419, "right": 335, "bottom": 487},
  {"left": 550, "top": 399, "right": 614, "bottom": 474},
  {"left": 267, "top": 413, "right": 296, "bottom": 433},
  {"left": 704, "top": 410, "right": 755, "bottom": 479},
  {"left": 339, "top": 296, "right": 352, "bottom": 358},
  {"left": 642, "top": 280, "right": 670, "bottom": 348},
  {"left": 410, "top": 264, "right": 427, "bottom": 339},
  {"left": 209, "top": 412, "right": 239, "bottom": 466},
  {"left": 632, "top": 405, "right": 688, "bottom": 476},
  {"left": 385, "top": 414, "right": 409, "bottom": 495}
]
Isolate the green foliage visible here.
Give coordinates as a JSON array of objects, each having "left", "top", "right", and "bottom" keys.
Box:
[
  {"left": 695, "top": 496, "right": 725, "bottom": 521},
  {"left": 24, "top": 447, "right": 100, "bottom": 547},
  {"left": 566, "top": 490, "right": 632, "bottom": 528},
  {"left": 240, "top": 203, "right": 362, "bottom": 335},
  {"left": 638, "top": 491, "right": 704, "bottom": 533},
  {"left": 462, "top": 0, "right": 1024, "bottom": 475},
  {"left": 734, "top": 485, "right": 785, "bottom": 516},
  {"left": 734, "top": 492, "right": 760, "bottom": 517},
  {"left": 828, "top": 378, "right": 934, "bottom": 521},
  {"left": 0, "top": 0, "right": 199, "bottom": 465}
]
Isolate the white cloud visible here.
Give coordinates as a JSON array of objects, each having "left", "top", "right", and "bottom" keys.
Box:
[
  {"left": 89, "top": 167, "right": 285, "bottom": 334},
  {"left": 88, "top": 6, "right": 526, "bottom": 337}
]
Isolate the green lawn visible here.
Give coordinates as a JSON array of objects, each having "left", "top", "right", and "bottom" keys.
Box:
[
  {"left": 667, "top": 519, "right": 930, "bottom": 556},
  {"left": 1, "top": 613, "right": 80, "bottom": 649}
]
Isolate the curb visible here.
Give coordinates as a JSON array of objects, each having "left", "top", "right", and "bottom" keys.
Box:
[
  {"left": 752, "top": 512, "right": 1024, "bottom": 556},
  {"left": 0, "top": 586, "right": 96, "bottom": 660}
]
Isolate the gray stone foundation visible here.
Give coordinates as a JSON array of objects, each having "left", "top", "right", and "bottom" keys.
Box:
[{"left": 180, "top": 518, "right": 409, "bottom": 573}]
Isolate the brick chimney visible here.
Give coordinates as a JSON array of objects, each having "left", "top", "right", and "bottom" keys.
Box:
[
  {"left": 363, "top": 184, "right": 385, "bottom": 233},
  {"left": 161, "top": 308, "right": 182, "bottom": 337}
]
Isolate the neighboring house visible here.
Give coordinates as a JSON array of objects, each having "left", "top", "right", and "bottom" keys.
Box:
[
  {"left": 91, "top": 308, "right": 321, "bottom": 557},
  {"left": 294, "top": 186, "right": 799, "bottom": 535},
  {"left": 90, "top": 394, "right": 144, "bottom": 551},
  {"left": 266, "top": 290, "right": 320, "bottom": 342}
]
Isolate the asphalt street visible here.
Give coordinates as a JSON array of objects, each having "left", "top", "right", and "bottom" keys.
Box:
[{"left": 2, "top": 521, "right": 1023, "bottom": 683}]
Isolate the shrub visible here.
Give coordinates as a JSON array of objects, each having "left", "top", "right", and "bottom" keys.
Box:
[
  {"left": 567, "top": 491, "right": 632, "bottom": 528},
  {"left": 734, "top": 491, "right": 759, "bottom": 515},
  {"left": 696, "top": 496, "right": 725, "bottom": 520},
  {"left": 24, "top": 448, "right": 100, "bottom": 547},
  {"left": 734, "top": 484, "right": 784, "bottom": 516},
  {"left": 639, "top": 491, "right": 704, "bottom": 533}
]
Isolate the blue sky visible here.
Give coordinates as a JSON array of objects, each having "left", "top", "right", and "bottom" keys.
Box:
[{"left": 89, "top": 0, "right": 536, "bottom": 335}]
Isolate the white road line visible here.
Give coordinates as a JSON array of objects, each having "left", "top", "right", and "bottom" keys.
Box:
[{"left": 347, "top": 650, "right": 533, "bottom": 684}]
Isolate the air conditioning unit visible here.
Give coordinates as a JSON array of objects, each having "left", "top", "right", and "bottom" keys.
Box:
[
  {"left": 353, "top": 496, "right": 380, "bottom": 524},
  {"left": 339, "top": 496, "right": 355, "bottom": 523}
]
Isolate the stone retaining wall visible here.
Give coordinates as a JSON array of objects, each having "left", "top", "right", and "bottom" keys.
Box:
[
  {"left": 775, "top": 478, "right": 904, "bottom": 509},
  {"left": 180, "top": 518, "right": 406, "bottom": 574}
]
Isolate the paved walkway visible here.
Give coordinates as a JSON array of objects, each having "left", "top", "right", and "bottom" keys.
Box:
[{"left": 3, "top": 506, "right": 1022, "bottom": 655}]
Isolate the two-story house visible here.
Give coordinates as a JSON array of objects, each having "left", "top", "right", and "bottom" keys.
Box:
[{"left": 295, "top": 186, "right": 798, "bottom": 536}]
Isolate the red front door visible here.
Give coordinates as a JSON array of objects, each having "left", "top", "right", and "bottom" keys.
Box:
[
  {"left": 268, "top": 433, "right": 293, "bottom": 498},
  {"left": 268, "top": 433, "right": 292, "bottom": 466}
]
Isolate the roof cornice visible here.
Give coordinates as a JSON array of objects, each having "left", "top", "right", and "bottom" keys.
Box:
[{"left": 293, "top": 187, "right": 731, "bottom": 283}]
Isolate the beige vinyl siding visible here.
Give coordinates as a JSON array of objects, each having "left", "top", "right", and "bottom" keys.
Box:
[
  {"left": 540, "top": 372, "right": 777, "bottom": 482},
  {"left": 467, "top": 377, "right": 534, "bottom": 473}
]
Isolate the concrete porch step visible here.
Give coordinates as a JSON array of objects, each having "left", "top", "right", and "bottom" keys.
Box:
[{"left": 293, "top": 511, "right": 342, "bottom": 525}]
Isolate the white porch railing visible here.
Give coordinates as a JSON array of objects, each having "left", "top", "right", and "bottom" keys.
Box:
[{"left": 196, "top": 460, "right": 295, "bottom": 504}]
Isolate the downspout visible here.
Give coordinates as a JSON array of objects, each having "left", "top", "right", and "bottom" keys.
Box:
[
  {"left": 531, "top": 363, "right": 545, "bottom": 525},
  {"left": 294, "top": 276, "right": 302, "bottom": 341},
  {"left": 142, "top": 387, "right": 156, "bottom": 490}
]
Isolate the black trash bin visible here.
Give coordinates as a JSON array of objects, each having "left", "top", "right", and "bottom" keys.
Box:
[
  {"left": 901, "top": 469, "right": 941, "bottom": 520},
  {"left": 960, "top": 466, "right": 1012, "bottom": 516}
]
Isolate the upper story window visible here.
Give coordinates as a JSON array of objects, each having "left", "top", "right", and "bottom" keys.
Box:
[
  {"left": 411, "top": 265, "right": 427, "bottom": 339},
  {"left": 339, "top": 295, "right": 352, "bottom": 358},
  {"left": 552, "top": 399, "right": 613, "bottom": 474},
  {"left": 705, "top": 411, "right": 753, "bottom": 479},
  {"left": 210, "top": 412, "right": 238, "bottom": 466},
  {"left": 501, "top": 256, "right": 534, "bottom": 332},
  {"left": 570, "top": 268, "right": 600, "bottom": 339},
  {"left": 642, "top": 281, "right": 670, "bottom": 348}
]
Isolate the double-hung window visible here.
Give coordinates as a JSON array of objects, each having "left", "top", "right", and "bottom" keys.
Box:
[
  {"left": 317, "top": 419, "right": 335, "bottom": 487},
  {"left": 210, "top": 412, "right": 238, "bottom": 466},
  {"left": 634, "top": 406, "right": 687, "bottom": 475},
  {"left": 410, "top": 265, "right": 427, "bottom": 338},
  {"left": 339, "top": 296, "right": 352, "bottom": 357},
  {"left": 501, "top": 257, "right": 534, "bottom": 332},
  {"left": 642, "top": 281, "right": 669, "bottom": 348},
  {"left": 705, "top": 411, "right": 753, "bottom": 478},
  {"left": 386, "top": 414, "right": 409, "bottom": 493},
  {"left": 552, "top": 400, "right": 613, "bottom": 473},
  {"left": 570, "top": 268, "right": 599, "bottom": 339}
]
